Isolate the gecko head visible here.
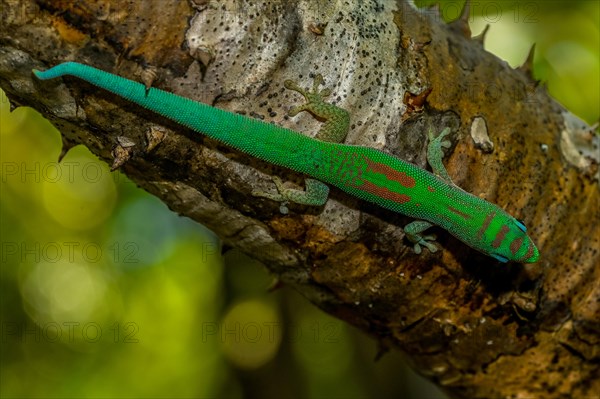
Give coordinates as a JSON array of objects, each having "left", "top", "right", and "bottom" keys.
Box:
[{"left": 488, "top": 217, "right": 539, "bottom": 263}]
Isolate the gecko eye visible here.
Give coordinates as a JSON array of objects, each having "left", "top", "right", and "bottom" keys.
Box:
[{"left": 515, "top": 219, "right": 527, "bottom": 233}]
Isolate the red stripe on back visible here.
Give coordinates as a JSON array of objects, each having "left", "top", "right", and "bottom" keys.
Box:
[
  {"left": 510, "top": 237, "right": 524, "bottom": 255},
  {"left": 447, "top": 205, "right": 472, "bottom": 220},
  {"left": 524, "top": 241, "right": 535, "bottom": 260},
  {"left": 364, "top": 158, "right": 416, "bottom": 188},
  {"left": 477, "top": 212, "right": 496, "bottom": 240},
  {"left": 492, "top": 225, "right": 510, "bottom": 249},
  {"left": 359, "top": 181, "right": 411, "bottom": 204}
]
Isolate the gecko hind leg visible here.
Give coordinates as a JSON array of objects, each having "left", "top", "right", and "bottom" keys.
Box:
[
  {"left": 253, "top": 75, "right": 348, "bottom": 213},
  {"left": 427, "top": 127, "right": 453, "bottom": 183},
  {"left": 284, "top": 74, "right": 350, "bottom": 143},
  {"left": 252, "top": 177, "right": 329, "bottom": 214},
  {"left": 404, "top": 220, "right": 438, "bottom": 254}
]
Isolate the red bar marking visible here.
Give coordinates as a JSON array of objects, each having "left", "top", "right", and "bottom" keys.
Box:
[
  {"left": 359, "top": 181, "right": 411, "bottom": 204},
  {"left": 492, "top": 225, "right": 510, "bottom": 249},
  {"left": 427, "top": 186, "right": 435, "bottom": 192},
  {"left": 509, "top": 237, "right": 524, "bottom": 255},
  {"left": 524, "top": 241, "right": 535, "bottom": 261},
  {"left": 477, "top": 212, "right": 496, "bottom": 240},
  {"left": 364, "top": 158, "right": 416, "bottom": 188},
  {"left": 447, "top": 205, "right": 472, "bottom": 220}
]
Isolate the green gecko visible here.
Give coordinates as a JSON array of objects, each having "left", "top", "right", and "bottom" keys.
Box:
[{"left": 33, "top": 62, "right": 539, "bottom": 263}]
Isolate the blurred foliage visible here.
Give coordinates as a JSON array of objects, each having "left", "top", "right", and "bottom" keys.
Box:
[{"left": 1, "top": 1, "right": 598, "bottom": 398}]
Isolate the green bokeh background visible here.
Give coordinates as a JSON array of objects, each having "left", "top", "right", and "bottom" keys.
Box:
[{"left": 1, "top": 1, "right": 598, "bottom": 398}]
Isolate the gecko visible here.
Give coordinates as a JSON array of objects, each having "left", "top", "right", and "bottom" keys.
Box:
[{"left": 33, "top": 62, "right": 539, "bottom": 263}]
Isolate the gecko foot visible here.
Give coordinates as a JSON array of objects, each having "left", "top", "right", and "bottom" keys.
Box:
[
  {"left": 252, "top": 177, "right": 289, "bottom": 213},
  {"left": 284, "top": 74, "right": 349, "bottom": 143},
  {"left": 404, "top": 220, "right": 438, "bottom": 254},
  {"left": 428, "top": 127, "right": 452, "bottom": 150},
  {"left": 252, "top": 177, "right": 329, "bottom": 214},
  {"left": 410, "top": 235, "right": 438, "bottom": 254},
  {"left": 284, "top": 74, "right": 331, "bottom": 117}
]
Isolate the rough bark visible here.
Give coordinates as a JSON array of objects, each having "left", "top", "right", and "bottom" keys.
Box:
[{"left": 1, "top": 0, "right": 598, "bottom": 398}]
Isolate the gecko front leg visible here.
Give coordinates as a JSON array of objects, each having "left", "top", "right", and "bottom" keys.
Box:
[
  {"left": 427, "top": 127, "right": 453, "bottom": 183},
  {"left": 402, "top": 128, "right": 454, "bottom": 254},
  {"left": 404, "top": 220, "right": 438, "bottom": 254}
]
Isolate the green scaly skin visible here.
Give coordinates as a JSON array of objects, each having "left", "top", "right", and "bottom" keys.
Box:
[{"left": 33, "top": 62, "right": 540, "bottom": 263}]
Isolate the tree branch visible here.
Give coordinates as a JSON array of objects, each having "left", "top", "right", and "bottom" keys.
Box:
[{"left": 1, "top": 0, "right": 598, "bottom": 397}]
